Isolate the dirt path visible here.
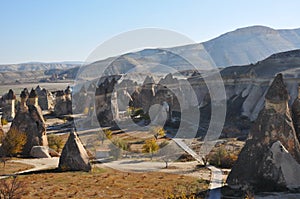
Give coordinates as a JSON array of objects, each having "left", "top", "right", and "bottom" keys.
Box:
[
  {"left": 207, "top": 165, "right": 222, "bottom": 199},
  {"left": 11, "top": 157, "right": 59, "bottom": 174}
]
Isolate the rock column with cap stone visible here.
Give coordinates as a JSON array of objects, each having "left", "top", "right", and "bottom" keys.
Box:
[
  {"left": 58, "top": 129, "right": 91, "bottom": 171},
  {"left": 227, "top": 73, "right": 300, "bottom": 191},
  {"left": 54, "top": 86, "right": 72, "bottom": 116},
  {"left": 10, "top": 89, "right": 48, "bottom": 156},
  {"left": 2, "top": 89, "right": 16, "bottom": 122}
]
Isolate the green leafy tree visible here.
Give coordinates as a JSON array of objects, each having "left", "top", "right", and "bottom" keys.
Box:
[
  {"left": 142, "top": 139, "right": 159, "bottom": 160},
  {"left": 2, "top": 128, "right": 27, "bottom": 157}
]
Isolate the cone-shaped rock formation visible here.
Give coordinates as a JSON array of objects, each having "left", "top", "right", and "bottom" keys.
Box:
[
  {"left": 227, "top": 73, "right": 300, "bottom": 191},
  {"left": 58, "top": 130, "right": 91, "bottom": 171}
]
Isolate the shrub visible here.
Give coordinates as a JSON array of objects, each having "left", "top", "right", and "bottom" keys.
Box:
[
  {"left": 47, "top": 134, "right": 64, "bottom": 153},
  {"left": 2, "top": 128, "right": 27, "bottom": 157},
  {"left": 208, "top": 147, "right": 238, "bottom": 168},
  {"left": 1, "top": 118, "right": 8, "bottom": 126},
  {"left": 151, "top": 126, "right": 166, "bottom": 139},
  {"left": 104, "top": 129, "right": 112, "bottom": 140},
  {"left": 108, "top": 138, "right": 131, "bottom": 160},
  {"left": 142, "top": 139, "right": 159, "bottom": 160}
]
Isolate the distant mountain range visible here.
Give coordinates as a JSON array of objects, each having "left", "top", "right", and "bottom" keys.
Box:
[
  {"left": 0, "top": 62, "right": 82, "bottom": 72},
  {"left": 2, "top": 25, "right": 300, "bottom": 80},
  {"left": 74, "top": 25, "right": 300, "bottom": 80}
]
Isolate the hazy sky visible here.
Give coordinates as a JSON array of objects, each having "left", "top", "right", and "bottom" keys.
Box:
[{"left": 1, "top": 0, "right": 300, "bottom": 64}]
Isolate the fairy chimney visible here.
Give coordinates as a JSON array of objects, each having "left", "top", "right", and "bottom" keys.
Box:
[
  {"left": 10, "top": 88, "right": 48, "bottom": 156},
  {"left": 54, "top": 87, "right": 72, "bottom": 116},
  {"left": 65, "top": 86, "right": 72, "bottom": 101},
  {"left": 2, "top": 89, "right": 16, "bottom": 121},
  {"left": 227, "top": 74, "right": 300, "bottom": 191},
  {"left": 28, "top": 89, "right": 39, "bottom": 106},
  {"left": 19, "top": 90, "right": 29, "bottom": 113}
]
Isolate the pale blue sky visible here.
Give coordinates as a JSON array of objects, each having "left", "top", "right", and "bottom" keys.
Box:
[{"left": 1, "top": 0, "right": 300, "bottom": 64}]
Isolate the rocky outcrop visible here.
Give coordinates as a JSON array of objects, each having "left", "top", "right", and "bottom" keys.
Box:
[
  {"left": 226, "top": 74, "right": 300, "bottom": 191},
  {"left": 54, "top": 86, "right": 72, "bottom": 116},
  {"left": 95, "top": 75, "right": 121, "bottom": 126},
  {"left": 35, "top": 85, "right": 54, "bottom": 110},
  {"left": 58, "top": 130, "right": 91, "bottom": 171},
  {"left": 292, "top": 85, "right": 300, "bottom": 140},
  {"left": 10, "top": 89, "right": 48, "bottom": 156}
]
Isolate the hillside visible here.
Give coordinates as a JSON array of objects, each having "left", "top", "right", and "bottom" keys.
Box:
[{"left": 0, "top": 62, "right": 81, "bottom": 72}]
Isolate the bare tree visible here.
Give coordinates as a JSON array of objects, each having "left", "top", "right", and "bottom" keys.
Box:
[{"left": 0, "top": 176, "right": 27, "bottom": 199}]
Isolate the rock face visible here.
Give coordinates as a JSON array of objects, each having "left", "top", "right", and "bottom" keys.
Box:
[
  {"left": 95, "top": 75, "right": 121, "bottom": 126},
  {"left": 292, "top": 85, "right": 300, "bottom": 140},
  {"left": 10, "top": 89, "right": 48, "bottom": 156},
  {"left": 54, "top": 86, "right": 72, "bottom": 116},
  {"left": 35, "top": 85, "right": 54, "bottom": 110},
  {"left": 58, "top": 130, "right": 91, "bottom": 171},
  {"left": 226, "top": 74, "right": 300, "bottom": 191}
]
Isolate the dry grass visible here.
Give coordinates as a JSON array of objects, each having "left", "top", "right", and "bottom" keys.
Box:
[
  {"left": 16, "top": 167, "right": 208, "bottom": 199},
  {"left": 0, "top": 161, "right": 34, "bottom": 175}
]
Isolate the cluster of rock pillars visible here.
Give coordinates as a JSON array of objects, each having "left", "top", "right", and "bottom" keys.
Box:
[{"left": 0, "top": 86, "right": 90, "bottom": 172}]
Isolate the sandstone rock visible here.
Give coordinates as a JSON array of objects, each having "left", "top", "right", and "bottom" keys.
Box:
[
  {"left": 2, "top": 89, "right": 16, "bottom": 122},
  {"left": 95, "top": 75, "right": 121, "bottom": 126},
  {"left": 263, "top": 141, "right": 300, "bottom": 190},
  {"left": 10, "top": 89, "right": 48, "bottom": 156},
  {"left": 58, "top": 130, "right": 91, "bottom": 171},
  {"left": 30, "top": 146, "right": 51, "bottom": 158},
  {"left": 227, "top": 73, "right": 300, "bottom": 191},
  {"left": 54, "top": 87, "right": 72, "bottom": 116},
  {"left": 35, "top": 85, "right": 54, "bottom": 110},
  {"left": 292, "top": 84, "right": 300, "bottom": 140}
]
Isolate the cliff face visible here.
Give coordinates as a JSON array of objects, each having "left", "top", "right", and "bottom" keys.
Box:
[
  {"left": 292, "top": 86, "right": 300, "bottom": 140},
  {"left": 226, "top": 74, "right": 300, "bottom": 191}
]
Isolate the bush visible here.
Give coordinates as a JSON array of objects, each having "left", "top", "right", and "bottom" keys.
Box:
[
  {"left": 47, "top": 134, "right": 64, "bottom": 153},
  {"left": 104, "top": 129, "right": 112, "bottom": 140},
  {"left": 151, "top": 126, "right": 166, "bottom": 139},
  {"left": 142, "top": 139, "right": 159, "bottom": 160},
  {"left": 1, "top": 118, "right": 8, "bottom": 126},
  {"left": 2, "top": 128, "right": 27, "bottom": 157},
  {"left": 108, "top": 138, "right": 131, "bottom": 160},
  {"left": 208, "top": 147, "right": 238, "bottom": 169}
]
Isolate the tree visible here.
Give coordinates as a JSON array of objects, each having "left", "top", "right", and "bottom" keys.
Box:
[
  {"left": 151, "top": 126, "right": 166, "bottom": 140},
  {"left": 142, "top": 139, "right": 159, "bottom": 160},
  {"left": 2, "top": 128, "right": 27, "bottom": 157},
  {"left": 0, "top": 176, "right": 26, "bottom": 199}
]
